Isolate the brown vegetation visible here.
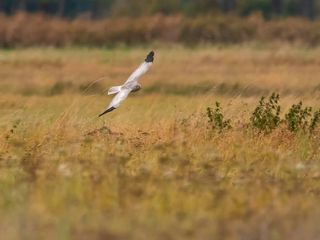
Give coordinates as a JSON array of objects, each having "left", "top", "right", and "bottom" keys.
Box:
[
  {"left": 1, "top": 12, "right": 320, "bottom": 47},
  {"left": 0, "top": 47, "right": 320, "bottom": 239}
]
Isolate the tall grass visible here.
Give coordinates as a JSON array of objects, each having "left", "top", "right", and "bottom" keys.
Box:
[{"left": 0, "top": 47, "right": 320, "bottom": 239}]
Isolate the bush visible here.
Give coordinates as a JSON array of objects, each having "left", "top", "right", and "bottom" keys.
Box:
[
  {"left": 250, "top": 93, "right": 281, "bottom": 133},
  {"left": 205, "top": 94, "right": 320, "bottom": 136},
  {"left": 309, "top": 110, "right": 320, "bottom": 133},
  {"left": 207, "top": 102, "right": 231, "bottom": 132},
  {"left": 249, "top": 94, "right": 320, "bottom": 134},
  {"left": 285, "top": 102, "right": 320, "bottom": 133},
  {"left": 285, "top": 102, "right": 312, "bottom": 133}
]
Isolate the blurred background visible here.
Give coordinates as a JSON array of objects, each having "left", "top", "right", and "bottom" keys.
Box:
[
  {"left": 0, "top": 0, "right": 320, "bottom": 48},
  {"left": 0, "top": 0, "right": 319, "bottom": 19}
]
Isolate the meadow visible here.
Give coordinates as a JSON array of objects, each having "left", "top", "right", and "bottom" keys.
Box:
[{"left": 0, "top": 46, "right": 320, "bottom": 239}]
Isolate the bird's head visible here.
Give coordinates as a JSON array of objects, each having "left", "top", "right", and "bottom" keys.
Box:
[{"left": 131, "top": 84, "right": 141, "bottom": 93}]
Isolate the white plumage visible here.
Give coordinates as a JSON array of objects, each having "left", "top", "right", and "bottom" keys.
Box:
[{"left": 99, "top": 51, "right": 154, "bottom": 117}]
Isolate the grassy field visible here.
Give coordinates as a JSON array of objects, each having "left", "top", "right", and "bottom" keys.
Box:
[{"left": 0, "top": 46, "right": 320, "bottom": 240}]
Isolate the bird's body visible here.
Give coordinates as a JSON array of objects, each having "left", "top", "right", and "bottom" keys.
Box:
[{"left": 99, "top": 51, "right": 154, "bottom": 117}]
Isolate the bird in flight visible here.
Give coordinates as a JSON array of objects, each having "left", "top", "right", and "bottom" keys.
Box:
[{"left": 99, "top": 51, "right": 154, "bottom": 117}]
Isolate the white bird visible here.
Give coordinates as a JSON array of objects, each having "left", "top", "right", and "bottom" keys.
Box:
[{"left": 99, "top": 51, "right": 155, "bottom": 117}]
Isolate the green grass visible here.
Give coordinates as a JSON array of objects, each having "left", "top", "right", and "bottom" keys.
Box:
[{"left": 0, "top": 46, "right": 320, "bottom": 239}]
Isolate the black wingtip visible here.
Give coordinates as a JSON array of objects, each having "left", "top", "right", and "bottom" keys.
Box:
[
  {"left": 98, "top": 107, "right": 116, "bottom": 117},
  {"left": 145, "top": 51, "right": 154, "bottom": 63}
]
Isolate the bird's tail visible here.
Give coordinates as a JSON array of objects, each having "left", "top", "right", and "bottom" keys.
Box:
[{"left": 107, "top": 85, "right": 122, "bottom": 95}]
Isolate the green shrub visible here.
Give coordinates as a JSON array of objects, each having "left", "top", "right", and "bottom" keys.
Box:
[
  {"left": 285, "top": 102, "right": 312, "bottom": 133},
  {"left": 206, "top": 94, "right": 320, "bottom": 135},
  {"left": 207, "top": 102, "right": 231, "bottom": 132},
  {"left": 285, "top": 102, "right": 320, "bottom": 133},
  {"left": 250, "top": 93, "right": 281, "bottom": 133},
  {"left": 309, "top": 109, "right": 320, "bottom": 133}
]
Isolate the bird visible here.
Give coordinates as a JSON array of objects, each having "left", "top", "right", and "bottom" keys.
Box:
[{"left": 99, "top": 51, "right": 154, "bottom": 117}]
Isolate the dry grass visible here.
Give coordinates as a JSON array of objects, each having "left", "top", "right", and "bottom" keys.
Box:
[{"left": 0, "top": 46, "right": 320, "bottom": 239}]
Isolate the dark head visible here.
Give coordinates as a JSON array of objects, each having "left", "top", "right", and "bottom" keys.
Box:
[
  {"left": 131, "top": 84, "right": 141, "bottom": 93},
  {"left": 145, "top": 51, "right": 154, "bottom": 63}
]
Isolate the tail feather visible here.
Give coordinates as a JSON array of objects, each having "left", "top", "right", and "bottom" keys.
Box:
[{"left": 107, "top": 86, "right": 122, "bottom": 95}]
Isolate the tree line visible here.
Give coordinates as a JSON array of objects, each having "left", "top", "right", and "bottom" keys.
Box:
[{"left": 0, "top": 0, "right": 318, "bottom": 19}]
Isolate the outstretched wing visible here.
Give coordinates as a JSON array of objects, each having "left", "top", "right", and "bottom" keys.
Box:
[
  {"left": 123, "top": 51, "right": 154, "bottom": 88},
  {"left": 99, "top": 51, "right": 155, "bottom": 117},
  {"left": 99, "top": 88, "right": 132, "bottom": 117}
]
